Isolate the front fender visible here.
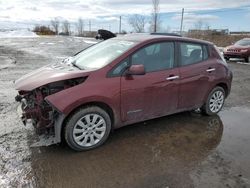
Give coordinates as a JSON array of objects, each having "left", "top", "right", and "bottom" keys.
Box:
[{"left": 45, "top": 81, "right": 120, "bottom": 124}]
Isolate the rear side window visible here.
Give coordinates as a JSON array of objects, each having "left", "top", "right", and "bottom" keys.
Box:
[
  {"left": 180, "top": 43, "right": 209, "bottom": 66},
  {"left": 131, "top": 42, "right": 175, "bottom": 73}
]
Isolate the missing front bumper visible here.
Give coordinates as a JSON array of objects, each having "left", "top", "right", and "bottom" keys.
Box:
[{"left": 17, "top": 103, "right": 65, "bottom": 145}]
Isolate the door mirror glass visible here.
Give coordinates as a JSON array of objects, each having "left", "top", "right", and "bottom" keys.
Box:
[{"left": 127, "top": 64, "right": 145, "bottom": 75}]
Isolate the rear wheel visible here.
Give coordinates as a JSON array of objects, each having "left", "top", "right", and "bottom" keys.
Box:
[
  {"left": 202, "top": 87, "right": 225, "bottom": 116},
  {"left": 64, "top": 106, "right": 111, "bottom": 151},
  {"left": 224, "top": 57, "right": 229, "bottom": 61}
]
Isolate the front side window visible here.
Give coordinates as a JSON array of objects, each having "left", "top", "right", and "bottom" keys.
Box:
[
  {"left": 110, "top": 58, "right": 129, "bottom": 76},
  {"left": 72, "top": 39, "right": 137, "bottom": 70},
  {"left": 131, "top": 42, "right": 175, "bottom": 73},
  {"left": 180, "top": 43, "right": 208, "bottom": 66}
]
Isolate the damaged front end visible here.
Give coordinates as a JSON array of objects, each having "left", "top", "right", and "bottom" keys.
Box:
[{"left": 15, "top": 77, "right": 86, "bottom": 145}]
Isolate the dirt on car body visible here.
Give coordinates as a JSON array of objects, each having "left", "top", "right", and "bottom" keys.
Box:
[{"left": 0, "top": 36, "right": 250, "bottom": 188}]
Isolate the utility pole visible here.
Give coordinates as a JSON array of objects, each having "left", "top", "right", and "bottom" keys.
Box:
[
  {"left": 154, "top": 14, "right": 157, "bottom": 33},
  {"left": 89, "top": 20, "right": 91, "bottom": 32},
  {"left": 119, "top": 16, "right": 121, "bottom": 34},
  {"left": 180, "top": 8, "right": 184, "bottom": 35}
]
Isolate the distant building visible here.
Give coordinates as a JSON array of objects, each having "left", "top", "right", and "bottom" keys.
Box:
[
  {"left": 230, "top": 31, "right": 250, "bottom": 35},
  {"left": 188, "top": 29, "right": 229, "bottom": 35},
  {"left": 172, "top": 31, "right": 188, "bottom": 36}
]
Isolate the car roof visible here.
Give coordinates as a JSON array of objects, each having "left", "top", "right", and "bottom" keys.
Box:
[{"left": 113, "top": 33, "right": 213, "bottom": 45}]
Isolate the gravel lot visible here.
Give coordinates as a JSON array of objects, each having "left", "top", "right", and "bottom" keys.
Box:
[{"left": 0, "top": 36, "right": 250, "bottom": 188}]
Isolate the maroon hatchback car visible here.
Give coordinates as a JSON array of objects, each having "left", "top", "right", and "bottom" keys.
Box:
[{"left": 15, "top": 34, "right": 232, "bottom": 151}]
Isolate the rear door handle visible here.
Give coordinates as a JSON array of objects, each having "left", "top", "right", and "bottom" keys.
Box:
[
  {"left": 206, "top": 68, "right": 216, "bottom": 72},
  {"left": 166, "top": 75, "right": 179, "bottom": 81}
]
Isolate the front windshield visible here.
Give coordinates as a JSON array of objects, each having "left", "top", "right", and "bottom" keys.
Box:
[
  {"left": 72, "top": 39, "right": 137, "bottom": 69},
  {"left": 235, "top": 39, "right": 250, "bottom": 46}
]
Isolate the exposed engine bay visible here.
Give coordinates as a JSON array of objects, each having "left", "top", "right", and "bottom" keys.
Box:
[{"left": 15, "top": 77, "right": 86, "bottom": 134}]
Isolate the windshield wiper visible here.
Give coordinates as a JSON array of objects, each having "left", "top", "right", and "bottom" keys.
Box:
[{"left": 71, "top": 61, "right": 83, "bottom": 70}]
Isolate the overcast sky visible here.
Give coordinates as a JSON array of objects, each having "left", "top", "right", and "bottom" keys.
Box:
[{"left": 0, "top": 0, "right": 250, "bottom": 32}]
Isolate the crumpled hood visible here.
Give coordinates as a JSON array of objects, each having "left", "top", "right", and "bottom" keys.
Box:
[{"left": 15, "top": 62, "right": 94, "bottom": 91}]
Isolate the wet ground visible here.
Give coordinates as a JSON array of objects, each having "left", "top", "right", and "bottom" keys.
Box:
[{"left": 0, "top": 36, "right": 250, "bottom": 188}]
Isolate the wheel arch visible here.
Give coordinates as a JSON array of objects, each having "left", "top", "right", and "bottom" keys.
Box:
[
  {"left": 201, "top": 81, "right": 229, "bottom": 109},
  {"left": 216, "top": 82, "right": 229, "bottom": 97},
  {"left": 60, "top": 101, "right": 115, "bottom": 143}
]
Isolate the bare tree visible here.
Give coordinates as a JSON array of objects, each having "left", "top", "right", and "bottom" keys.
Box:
[
  {"left": 194, "top": 20, "right": 204, "bottom": 30},
  {"left": 77, "top": 18, "right": 84, "bottom": 36},
  {"left": 151, "top": 0, "right": 160, "bottom": 32},
  {"left": 63, "top": 20, "right": 71, "bottom": 35},
  {"left": 194, "top": 20, "right": 210, "bottom": 35},
  {"left": 51, "top": 18, "right": 60, "bottom": 35},
  {"left": 165, "top": 26, "right": 171, "bottom": 33},
  {"left": 204, "top": 22, "right": 210, "bottom": 30},
  {"left": 128, "top": 14, "right": 146, "bottom": 33}
]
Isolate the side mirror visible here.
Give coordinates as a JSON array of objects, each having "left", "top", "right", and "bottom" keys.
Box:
[{"left": 126, "top": 64, "right": 145, "bottom": 75}]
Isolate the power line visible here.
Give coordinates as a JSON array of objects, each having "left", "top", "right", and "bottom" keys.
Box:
[
  {"left": 185, "top": 6, "right": 250, "bottom": 15},
  {"left": 152, "top": 6, "right": 250, "bottom": 18}
]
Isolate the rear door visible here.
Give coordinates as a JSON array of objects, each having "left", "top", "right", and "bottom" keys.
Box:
[
  {"left": 178, "top": 42, "right": 216, "bottom": 110},
  {"left": 120, "top": 41, "right": 179, "bottom": 123}
]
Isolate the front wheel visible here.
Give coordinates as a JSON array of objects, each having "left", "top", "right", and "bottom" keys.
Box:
[
  {"left": 202, "top": 87, "right": 225, "bottom": 116},
  {"left": 245, "top": 56, "right": 250, "bottom": 63},
  {"left": 64, "top": 106, "right": 111, "bottom": 151}
]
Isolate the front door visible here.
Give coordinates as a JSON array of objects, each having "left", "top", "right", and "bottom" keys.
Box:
[{"left": 120, "top": 41, "right": 179, "bottom": 124}]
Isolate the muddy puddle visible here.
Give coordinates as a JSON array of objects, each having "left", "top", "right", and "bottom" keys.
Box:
[{"left": 29, "top": 107, "right": 250, "bottom": 188}]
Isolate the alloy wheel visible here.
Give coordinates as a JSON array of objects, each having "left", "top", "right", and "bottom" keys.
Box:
[
  {"left": 209, "top": 91, "right": 224, "bottom": 113},
  {"left": 72, "top": 114, "right": 107, "bottom": 147}
]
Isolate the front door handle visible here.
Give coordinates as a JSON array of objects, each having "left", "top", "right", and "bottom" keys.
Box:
[
  {"left": 166, "top": 75, "right": 179, "bottom": 81},
  {"left": 206, "top": 68, "right": 216, "bottom": 73}
]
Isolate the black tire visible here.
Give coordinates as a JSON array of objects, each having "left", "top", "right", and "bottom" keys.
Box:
[
  {"left": 202, "top": 86, "right": 225, "bottom": 116},
  {"left": 224, "top": 57, "right": 229, "bottom": 61},
  {"left": 245, "top": 56, "right": 250, "bottom": 63},
  {"left": 64, "top": 106, "right": 111, "bottom": 151}
]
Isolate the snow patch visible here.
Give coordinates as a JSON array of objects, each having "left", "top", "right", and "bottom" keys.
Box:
[
  {"left": 39, "top": 42, "right": 55, "bottom": 45},
  {"left": 236, "top": 62, "right": 250, "bottom": 65},
  {"left": 0, "top": 29, "right": 39, "bottom": 38},
  {"left": 0, "top": 56, "right": 16, "bottom": 70},
  {"left": 83, "top": 40, "right": 98, "bottom": 44}
]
